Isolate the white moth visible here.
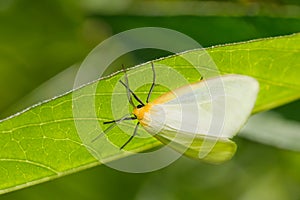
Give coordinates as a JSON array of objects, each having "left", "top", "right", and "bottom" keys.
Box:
[{"left": 97, "top": 63, "right": 259, "bottom": 164}]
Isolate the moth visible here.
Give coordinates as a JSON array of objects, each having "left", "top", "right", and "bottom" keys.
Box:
[{"left": 94, "top": 63, "right": 259, "bottom": 164}]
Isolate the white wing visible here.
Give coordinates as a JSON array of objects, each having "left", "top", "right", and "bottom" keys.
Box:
[
  {"left": 153, "top": 128, "right": 237, "bottom": 164},
  {"left": 142, "top": 75, "right": 259, "bottom": 138}
]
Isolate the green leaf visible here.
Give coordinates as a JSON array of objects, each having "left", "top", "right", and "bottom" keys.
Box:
[
  {"left": 0, "top": 33, "right": 299, "bottom": 194},
  {"left": 240, "top": 111, "right": 300, "bottom": 151}
]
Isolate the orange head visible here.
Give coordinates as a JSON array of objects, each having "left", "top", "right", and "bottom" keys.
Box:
[{"left": 133, "top": 103, "right": 153, "bottom": 121}]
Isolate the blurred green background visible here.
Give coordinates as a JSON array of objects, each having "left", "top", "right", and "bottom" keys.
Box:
[{"left": 1, "top": 0, "right": 300, "bottom": 199}]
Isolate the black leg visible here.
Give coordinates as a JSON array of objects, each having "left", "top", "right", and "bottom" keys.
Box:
[
  {"left": 103, "top": 116, "right": 137, "bottom": 124},
  {"left": 146, "top": 62, "right": 156, "bottom": 103},
  {"left": 91, "top": 114, "right": 136, "bottom": 143},
  {"left": 91, "top": 122, "right": 117, "bottom": 143},
  {"left": 119, "top": 80, "right": 145, "bottom": 106},
  {"left": 120, "top": 122, "right": 140, "bottom": 150}
]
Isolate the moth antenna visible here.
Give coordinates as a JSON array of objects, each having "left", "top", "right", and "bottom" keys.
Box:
[
  {"left": 146, "top": 62, "right": 156, "bottom": 103},
  {"left": 122, "top": 65, "right": 135, "bottom": 107}
]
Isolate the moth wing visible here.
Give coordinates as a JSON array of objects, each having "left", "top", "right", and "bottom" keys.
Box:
[
  {"left": 143, "top": 75, "right": 259, "bottom": 138},
  {"left": 154, "top": 129, "right": 237, "bottom": 164}
]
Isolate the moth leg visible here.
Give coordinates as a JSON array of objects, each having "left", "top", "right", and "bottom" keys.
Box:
[
  {"left": 91, "top": 114, "right": 136, "bottom": 142},
  {"left": 120, "top": 122, "right": 140, "bottom": 150}
]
